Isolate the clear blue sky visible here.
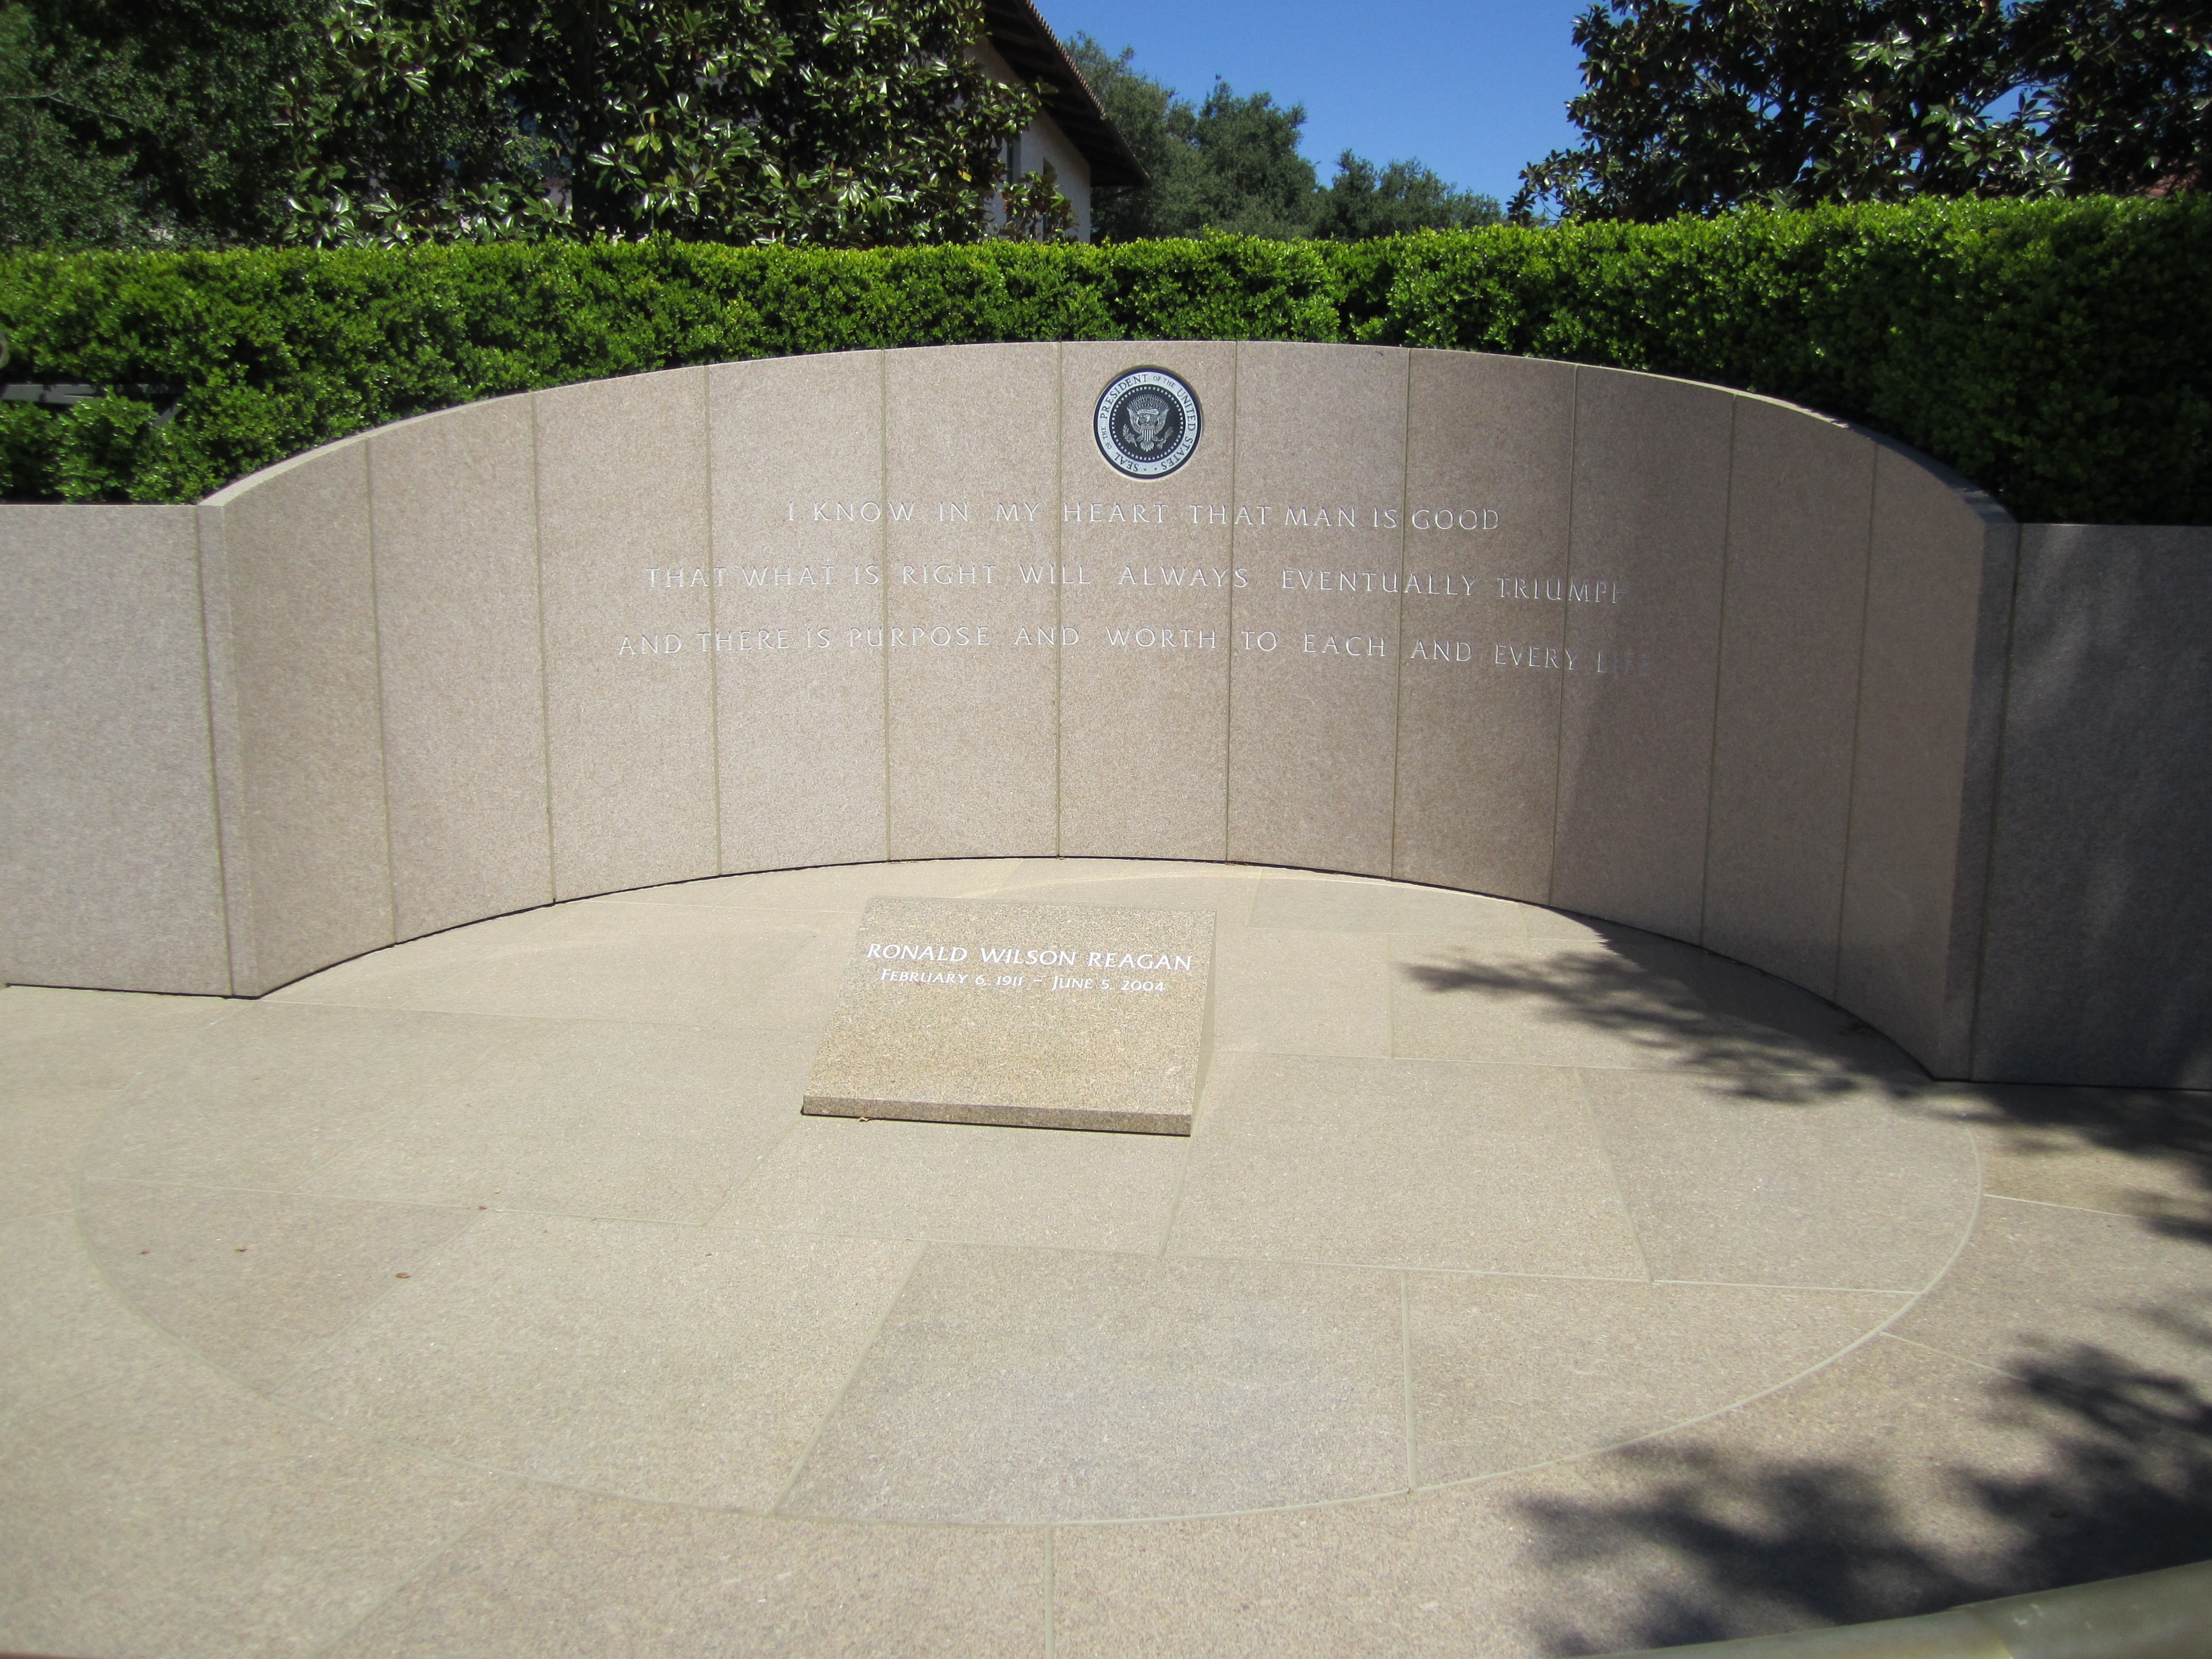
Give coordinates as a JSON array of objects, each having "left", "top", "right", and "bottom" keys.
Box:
[{"left": 1038, "top": 0, "right": 1597, "bottom": 206}]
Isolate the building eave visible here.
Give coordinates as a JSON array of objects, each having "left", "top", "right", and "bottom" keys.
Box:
[{"left": 980, "top": 0, "right": 1146, "bottom": 188}]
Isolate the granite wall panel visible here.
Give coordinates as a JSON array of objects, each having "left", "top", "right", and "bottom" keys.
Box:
[
  {"left": 0, "top": 506, "right": 230, "bottom": 993},
  {"left": 1972, "top": 525, "right": 2212, "bottom": 1088},
  {"left": 1549, "top": 367, "right": 1734, "bottom": 940},
  {"left": 1227, "top": 342, "right": 1408, "bottom": 877},
  {"left": 1057, "top": 341, "right": 1237, "bottom": 861},
  {"left": 1700, "top": 400, "right": 1876, "bottom": 997},
  {"left": 1836, "top": 443, "right": 2017, "bottom": 1076},
  {"left": 199, "top": 441, "right": 394, "bottom": 992},
  {"left": 369, "top": 398, "right": 552, "bottom": 940},
  {"left": 710, "top": 351, "right": 889, "bottom": 871},
  {"left": 535, "top": 368, "right": 718, "bottom": 899},
  {"left": 882, "top": 343, "right": 1062, "bottom": 859},
  {"left": 20, "top": 345, "right": 2167, "bottom": 1092},
  {"left": 1392, "top": 350, "right": 1576, "bottom": 902}
]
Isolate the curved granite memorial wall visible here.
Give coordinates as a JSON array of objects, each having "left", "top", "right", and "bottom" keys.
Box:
[{"left": 8, "top": 343, "right": 2206, "bottom": 1087}]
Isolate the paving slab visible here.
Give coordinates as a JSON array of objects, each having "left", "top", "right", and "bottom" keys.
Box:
[
  {"left": 3, "top": 857, "right": 2203, "bottom": 1657},
  {"left": 323, "top": 1482, "right": 1047, "bottom": 1659},
  {"left": 777, "top": 1243, "right": 1408, "bottom": 1524},
  {"left": 275, "top": 1214, "right": 919, "bottom": 1510},
  {"left": 803, "top": 897, "right": 1215, "bottom": 1134},
  {"left": 1167, "top": 1055, "right": 1644, "bottom": 1275},
  {"left": 0, "top": 1359, "right": 513, "bottom": 1659}
]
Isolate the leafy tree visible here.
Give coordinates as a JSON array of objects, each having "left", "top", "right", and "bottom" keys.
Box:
[
  {"left": 0, "top": 0, "right": 329, "bottom": 247},
  {"left": 997, "top": 159, "right": 1078, "bottom": 241},
  {"left": 1068, "top": 39, "right": 1316, "bottom": 239},
  {"left": 281, "top": 0, "right": 557, "bottom": 244},
  {"left": 1516, "top": 0, "right": 2208, "bottom": 222},
  {"left": 0, "top": 6, "right": 143, "bottom": 248},
  {"left": 1068, "top": 35, "right": 1494, "bottom": 240},
  {"left": 2014, "top": 0, "right": 2211, "bottom": 193},
  {"left": 1066, "top": 37, "right": 1182, "bottom": 241},
  {"left": 1, "top": 0, "right": 1045, "bottom": 248},
  {"left": 290, "top": 0, "right": 1047, "bottom": 245},
  {"left": 1310, "top": 152, "right": 1504, "bottom": 238},
  {"left": 1161, "top": 80, "right": 1321, "bottom": 237}
]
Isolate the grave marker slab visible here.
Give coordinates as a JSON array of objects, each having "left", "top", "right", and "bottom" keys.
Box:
[{"left": 802, "top": 897, "right": 1214, "bottom": 1134}]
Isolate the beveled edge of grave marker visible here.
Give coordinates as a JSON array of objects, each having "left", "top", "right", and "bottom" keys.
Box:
[{"left": 801, "top": 896, "right": 1215, "bottom": 1135}]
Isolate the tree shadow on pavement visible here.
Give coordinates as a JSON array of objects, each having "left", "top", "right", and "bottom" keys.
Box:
[
  {"left": 1397, "top": 918, "right": 1929, "bottom": 1104},
  {"left": 1513, "top": 1300, "right": 2212, "bottom": 1653},
  {"left": 1925, "top": 1084, "right": 2212, "bottom": 1246}
]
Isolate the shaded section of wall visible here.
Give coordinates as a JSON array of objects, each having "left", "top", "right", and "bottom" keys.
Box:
[
  {"left": 370, "top": 399, "right": 553, "bottom": 940},
  {"left": 199, "top": 442, "right": 394, "bottom": 994},
  {"left": 1973, "top": 525, "right": 2212, "bottom": 1088},
  {"left": 1836, "top": 444, "right": 2017, "bottom": 1077},
  {"left": 0, "top": 506, "right": 230, "bottom": 994}
]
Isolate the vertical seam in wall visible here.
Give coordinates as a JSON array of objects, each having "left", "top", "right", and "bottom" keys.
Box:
[
  {"left": 528, "top": 392, "right": 558, "bottom": 901},
  {"left": 204, "top": 504, "right": 258, "bottom": 991},
  {"left": 1225, "top": 341, "right": 1241, "bottom": 862},
  {"left": 189, "top": 507, "right": 238, "bottom": 995},
  {"left": 1697, "top": 397, "right": 1741, "bottom": 949},
  {"left": 1053, "top": 344, "right": 1064, "bottom": 858},
  {"left": 1830, "top": 445, "right": 1882, "bottom": 998},
  {"left": 1545, "top": 368, "right": 1582, "bottom": 907},
  {"left": 1389, "top": 352, "right": 1410, "bottom": 877},
  {"left": 879, "top": 351, "right": 893, "bottom": 859},
  {"left": 362, "top": 439, "right": 399, "bottom": 944},
  {"left": 703, "top": 369, "right": 725, "bottom": 874},
  {"left": 1961, "top": 527, "right": 2024, "bottom": 1079}
]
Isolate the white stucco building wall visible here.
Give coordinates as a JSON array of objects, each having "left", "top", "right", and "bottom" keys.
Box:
[{"left": 972, "top": 35, "right": 1096, "bottom": 242}]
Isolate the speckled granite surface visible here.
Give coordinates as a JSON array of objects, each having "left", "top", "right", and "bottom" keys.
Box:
[{"left": 803, "top": 897, "right": 1213, "bottom": 1134}]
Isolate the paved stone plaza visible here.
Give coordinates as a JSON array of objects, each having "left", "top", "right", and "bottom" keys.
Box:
[{"left": 3, "top": 858, "right": 2207, "bottom": 1657}]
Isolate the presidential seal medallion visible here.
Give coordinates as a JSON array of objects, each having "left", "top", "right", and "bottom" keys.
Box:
[{"left": 1095, "top": 368, "right": 1201, "bottom": 479}]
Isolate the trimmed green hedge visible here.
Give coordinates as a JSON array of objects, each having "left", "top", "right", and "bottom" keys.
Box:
[{"left": 2, "top": 196, "right": 2205, "bottom": 523}]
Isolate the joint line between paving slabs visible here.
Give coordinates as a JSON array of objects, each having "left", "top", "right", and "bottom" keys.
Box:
[
  {"left": 309, "top": 1474, "right": 526, "bottom": 1654},
  {"left": 1157, "top": 1120, "right": 1197, "bottom": 1257},
  {"left": 1573, "top": 1066, "right": 1655, "bottom": 1284},
  {"left": 261, "top": 1203, "right": 501, "bottom": 1397},
  {"left": 1400, "top": 1268, "right": 1416, "bottom": 1491},
  {"left": 765, "top": 1240, "right": 927, "bottom": 1515},
  {"left": 1043, "top": 1525, "right": 1057, "bottom": 1658},
  {"left": 1880, "top": 1329, "right": 2021, "bottom": 1383}
]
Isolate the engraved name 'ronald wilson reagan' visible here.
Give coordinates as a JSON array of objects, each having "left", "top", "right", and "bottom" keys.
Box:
[{"left": 802, "top": 897, "right": 1215, "bottom": 1135}]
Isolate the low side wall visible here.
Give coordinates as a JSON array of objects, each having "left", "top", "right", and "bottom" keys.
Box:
[
  {"left": 1973, "top": 526, "right": 2212, "bottom": 1088},
  {"left": 0, "top": 506, "right": 230, "bottom": 995},
  {"left": 3, "top": 344, "right": 2201, "bottom": 1089}
]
